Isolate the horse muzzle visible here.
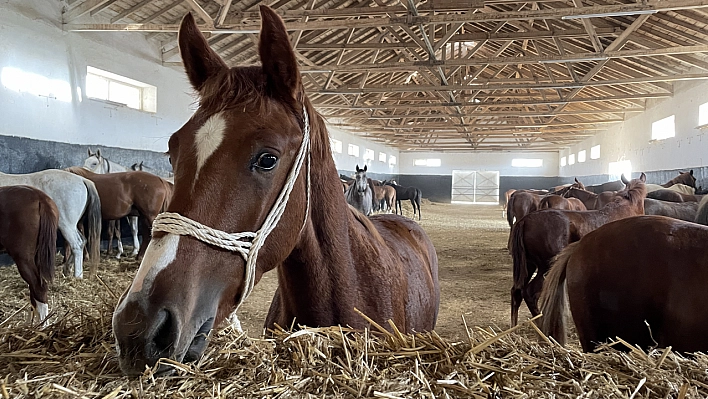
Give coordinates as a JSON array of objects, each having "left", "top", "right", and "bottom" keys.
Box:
[{"left": 112, "top": 294, "right": 215, "bottom": 376}]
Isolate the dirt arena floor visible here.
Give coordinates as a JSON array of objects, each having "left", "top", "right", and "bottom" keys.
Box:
[{"left": 0, "top": 201, "right": 530, "bottom": 340}]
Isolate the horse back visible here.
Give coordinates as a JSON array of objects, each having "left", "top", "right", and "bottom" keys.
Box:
[{"left": 357, "top": 212, "right": 439, "bottom": 332}]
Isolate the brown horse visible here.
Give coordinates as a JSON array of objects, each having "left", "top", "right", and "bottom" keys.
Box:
[
  {"left": 506, "top": 191, "right": 542, "bottom": 228},
  {"left": 0, "top": 186, "right": 59, "bottom": 324},
  {"left": 509, "top": 173, "right": 646, "bottom": 327},
  {"left": 541, "top": 216, "right": 708, "bottom": 352},
  {"left": 646, "top": 189, "right": 703, "bottom": 203},
  {"left": 538, "top": 195, "right": 586, "bottom": 211},
  {"left": 373, "top": 184, "right": 396, "bottom": 212},
  {"left": 112, "top": 8, "right": 439, "bottom": 376},
  {"left": 563, "top": 188, "right": 619, "bottom": 210},
  {"left": 65, "top": 167, "right": 173, "bottom": 260},
  {"left": 661, "top": 170, "right": 696, "bottom": 188},
  {"left": 644, "top": 198, "right": 698, "bottom": 222}
]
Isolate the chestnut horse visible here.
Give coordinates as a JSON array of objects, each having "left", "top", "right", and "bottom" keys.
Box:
[
  {"left": 538, "top": 195, "right": 586, "bottom": 211},
  {"left": 541, "top": 216, "right": 708, "bottom": 352},
  {"left": 563, "top": 188, "right": 617, "bottom": 210},
  {"left": 373, "top": 184, "right": 396, "bottom": 213},
  {"left": 509, "top": 174, "right": 647, "bottom": 327},
  {"left": 112, "top": 8, "right": 439, "bottom": 376},
  {"left": 65, "top": 167, "right": 172, "bottom": 260},
  {"left": 646, "top": 189, "right": 703, "bottom": 203},
  {"left": 0, "top": 186, "right": 59, "bottom": 324}
]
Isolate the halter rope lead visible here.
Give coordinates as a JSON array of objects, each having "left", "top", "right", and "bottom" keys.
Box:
[{"left": 151, "top": 105, "right": 311, "bottom": 312}]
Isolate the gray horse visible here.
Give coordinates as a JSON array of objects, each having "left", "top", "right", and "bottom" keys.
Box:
[{"left": 345, "top": 165, "right": 373, "bottom": 216}]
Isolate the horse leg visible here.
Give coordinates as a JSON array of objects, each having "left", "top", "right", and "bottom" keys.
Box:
[
  {"left": 129, "top": 215, "right": 140, "bottom": 256},
  {"left": 510, "top": 287, "right": 523, "bottom": 327},
  {"left": 522, "top": 272, "right": 544, "bottom": 317},
  {"left": 14, "top": 255, "right": 48, "bottom": 325},
  {"left": 416, "top": 192, "right": 422, "bottom": 220},
  {"left": 59, "top": 222, "right": 84, "bottom": 279},
  {"left": 136, "top": 216, "right": 152, "bottom": 261}
]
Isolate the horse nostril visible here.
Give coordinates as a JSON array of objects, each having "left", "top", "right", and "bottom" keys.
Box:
[{"left": 148, "top": 309, "right": 178, "bottom": 361}]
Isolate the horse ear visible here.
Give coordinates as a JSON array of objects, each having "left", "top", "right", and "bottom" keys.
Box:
[
  {"left": 363, "top": 165, "right": 367, "bottom": 172},
  {"left": 96, "top": 149, "right": 101, "bottom": 157},
  {"left": 87, "top": 148, "right": 93, "bottom": 156},
  {"left": 574, "top": 178, "right": 579, "bottom": 184},
  {"left": 356, "top": 165, "right": 360, "bottom": 172},
  {"left": 621, "top": 174, "right": 629, "bottom": 185},
  {"left": 640, "top": 172, "right": 646, "bottom": 182},
  {"left": 258, "top": 5, "right": 302, "bottom": 100},
  {"left": 690, "top": 169, "right": 694, "bottom": 176},
  {"left": 178, "top": 12, "right": 228, "bottom": 93}
]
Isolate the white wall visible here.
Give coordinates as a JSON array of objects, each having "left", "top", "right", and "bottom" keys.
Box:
[
  {"left": 399, "top": 151, "right": 559, "bottom": 176},
  {"left": 327, "top": 125, "right": 400, "bottom": 175},
  {"left": 560, "top": 79, "right": 708, "bottom": 177},
  {"left": 0, "top": 0, "right": 195, "bottom": 153}
]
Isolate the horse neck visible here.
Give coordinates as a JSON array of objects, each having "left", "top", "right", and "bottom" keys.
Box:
[
  {"left": 276, "top": 123, "right": 367, "bottom": 324},
  {"left": 106, "top": 159, "right": 128, "bottom": 173}
]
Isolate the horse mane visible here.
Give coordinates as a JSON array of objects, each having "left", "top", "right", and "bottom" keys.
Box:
[{"left": 613, "top": 178, "right": 646, "bottom": 206}]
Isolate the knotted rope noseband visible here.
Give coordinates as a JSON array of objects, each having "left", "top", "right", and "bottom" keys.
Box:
[{"left": 150, "top": 106, "right": 312, "bottom": 311}]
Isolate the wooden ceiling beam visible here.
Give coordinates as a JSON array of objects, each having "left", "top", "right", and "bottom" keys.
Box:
[
  {"left": 322, "top": 108, "right": 644, "bottom": 119},
  {"left": 63, "top": 0, "right": 111, "bottom": 22}
]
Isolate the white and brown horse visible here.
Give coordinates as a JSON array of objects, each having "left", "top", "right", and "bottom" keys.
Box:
[{"left": 112, "top": 8, "right": 439, "bottom": 376}]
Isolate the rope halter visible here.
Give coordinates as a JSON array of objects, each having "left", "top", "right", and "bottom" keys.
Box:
[{"left": 151, "top": 105, "right": 312, "bottom": 311}]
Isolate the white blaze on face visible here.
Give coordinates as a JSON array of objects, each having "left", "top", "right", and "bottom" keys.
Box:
[
  {"left": 128, "top": 234, "right": 180, "bottom": 294},
  {"left": 194, "top": 113, "right": 226, "bottom": 180}
]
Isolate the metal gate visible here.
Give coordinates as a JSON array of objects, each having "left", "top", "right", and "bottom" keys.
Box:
[{"left": 451, "top": 170, "right": 500, "bottom": 204}]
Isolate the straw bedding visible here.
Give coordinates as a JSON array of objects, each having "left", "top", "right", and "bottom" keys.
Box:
[{"left": 1, "top": 285, "right": 707, "bottom": 398}]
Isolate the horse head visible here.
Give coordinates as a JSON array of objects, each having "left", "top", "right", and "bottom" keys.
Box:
[
  {"left": 112, "top": 7, "right": 326, "bottom": 376},
  {"left": 678, "top": 170, "right": 696, "bottom": 188},
  {"left": 617, "top": 172, "right": 647, "bottom": 208},
  {"left": 573, "top": 178, "right": 586, "bottom": 190},
  {"left": 354, "top": 164, "right": 368, "bottom": 193},
  {"left": 83, "top": 148, "right": 107, "bottom": 173}
]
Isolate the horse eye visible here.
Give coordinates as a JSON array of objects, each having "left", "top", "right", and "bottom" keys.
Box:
[{"left": 256, "top": 153, "right": 278, "bottom": 170}]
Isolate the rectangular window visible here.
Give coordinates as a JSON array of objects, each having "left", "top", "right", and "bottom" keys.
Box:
[
  {"left": 389, "top": 155, "right": 397, "bottom": 166},
  {"left": 379, "top": 152, "right": 387, "bottom": 163},
  {"left": 652, "top": 115, "right": 675, "bottom": 140},
  {"left": 347, "top": 144, "right": 359, "bottom": 157},
  {"left": 577, "top": 150, "right": 586, "bottom": 163},
  {"left": 699, "top": 102, "right": 708, "bottom": 126},
  {"left": 568, "top": 154, "right": 576, "bottom": 165},
  {"left": 590, "top": 145, "right": 601, "bottom": 159},
  {"left": 609, "top": 160, "right": 632, "bottom": 181},
  {"left": 364, "top": 148, "right": 375, "bottom": 160},
  {"left": 414, "top": 158, "right": 441, "bottom": 167},
  {"left": 511, "top": 158, "right": 543, "bottom": 168},
  {"left": 330, "top": 139, "right": 342, "bottom": 154},
  {"left": 86, "top": 66, "right": 156, "bottom": 112},
  {"left": 560, "top": 156, "right": 567, "bottom": 167}
]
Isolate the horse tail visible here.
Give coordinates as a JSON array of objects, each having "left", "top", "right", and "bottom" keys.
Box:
[
  {"left": 161, "top": 179, "right": 174, "bottom": 212},
  {"left": 696, "top": 196, "right": 708, "bottom": 225},
  {"left": 506, "top": 194, "right": 516, "bottom": 228},
  {"left": 415, "top": 188, "right": 422, "bottom": 220},
  {"left": 36, "top": 196, "right": 59, "bottom": 285},
  {"left": 83, "top": 180, "right": 102, "bottom": 270},
  {"left": 510, "top": 218, "right": 528, "bottom": 293},
  {"left": 539, "top": 241, "right": 576, "bottom": 346}
]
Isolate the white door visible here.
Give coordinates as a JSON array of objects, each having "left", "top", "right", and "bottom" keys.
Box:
[{"left": 451, "top": 170, "right": 499, "bottom": 204}]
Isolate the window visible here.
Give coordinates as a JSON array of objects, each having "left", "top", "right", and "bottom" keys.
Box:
[
  {"left": 577, "top": 150, "right": 586, "bottom": 163},
  {"left": 86, "top": 66, "right": 156, "bottom": 112},
  {"left": 609, "top": 160, "right": 632, "bottom": 181},
  {"left": 651, "top": 115, "right": 675, "bottom": 141},
  {"left": 568, "top": 154, "right": 576, "bottom": 165},
  {"left": 389, "top": 155, "right": 397, "bottom": 166},
  {"left": 414, "top": 158, "right": 441, "bottom": 167},
  {"left": 330, "top": 139, "right": 342, "bottom": 154},
  {"left": 379, "top": 152, "right": 387, "bottom": 163},
  {"left": 590, "top": 145, "right": 601, "bottom": 159},
  {"left": 560, "top": 156, "right": 567, "bottom": 167},
  {"left": 699, "top": 102, "right": 708, "bottom": 126},
  {"left": 511, "top": 158, "right": 543, "bottom": 168},
  {"left": 347, "top": 144, "right": 359, "bottom": 157},
  {"left": 364, "top": 148, "right": 375, "bottom": 161}
]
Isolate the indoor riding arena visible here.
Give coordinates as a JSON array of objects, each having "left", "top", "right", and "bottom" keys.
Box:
[{"left": 1, "top": 0, "right": 708, "bottom": 397}]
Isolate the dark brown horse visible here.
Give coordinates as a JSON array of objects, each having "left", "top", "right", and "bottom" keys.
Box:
[
  {"left": 385, "top": 181, "right": 423, "bottom": 220},
  {"left": 509, "top": 174, "right": 647, "bottom": 327},
  {"left": 538, "top": 195, "right": 586, "bottom": 211},
  {"left": 541, "top": 216, "right": 708, "bottom": 352},
  {"left": 506, "top": 191, "right": 542, "bottom": 228},
  {"left": 0, "top": 186, "right": 59, "bottom": 324},
  {"left": 661, "top": 169, "right": 696, "bottom": 188},
  {"left": 112, "top": 8, "right": 439, "bottom": 376},
  {"left": 65, "top": 167, "right": 173, "bottom": 259}
]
